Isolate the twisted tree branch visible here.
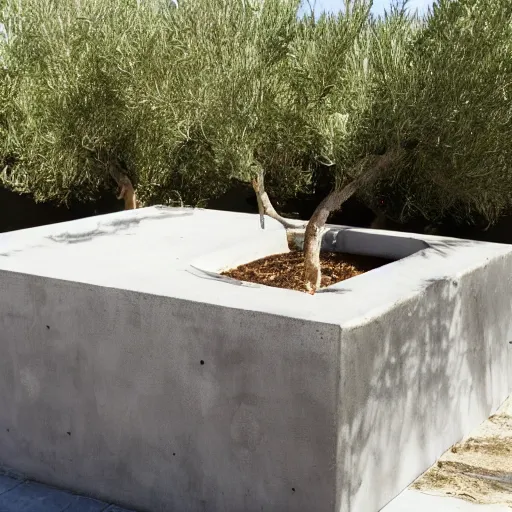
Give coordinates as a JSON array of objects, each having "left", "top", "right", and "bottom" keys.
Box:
[
  {"left": 304, "top": 149, "right": 401, "bottom": 294},
  {"left": 251, "top": 168, "right": 306, "bottom": 230}
]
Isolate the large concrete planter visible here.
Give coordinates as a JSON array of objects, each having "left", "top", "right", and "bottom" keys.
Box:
[{"left": 0, "top": 206, "right": 511, "bottom": 512}]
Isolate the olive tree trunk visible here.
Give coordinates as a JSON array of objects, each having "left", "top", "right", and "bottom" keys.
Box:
[
  {"left": 108, "top": 163, "right": 138, "bottom": 210},
  {"left": 303, "top": 150, "right": 400, "bottom": 294}
]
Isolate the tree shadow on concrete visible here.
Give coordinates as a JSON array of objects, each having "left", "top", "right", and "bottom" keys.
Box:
[
  {"left": 337, "top": 254, "right": 511, "bottom": 511},
  {"left": 420, "top": 238, "right": 475, "bottom": 257},
  {"left": 0, "top": 207, "right": 194, "bottom": 257},
  {"left": 46, "top": 207, "right": 194, "bottom": 245}
]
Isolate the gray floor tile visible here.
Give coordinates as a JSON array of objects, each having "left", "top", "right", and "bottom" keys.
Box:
[
  {"left": 62, "top": 495, "right": 109, "bottom": 512},
  {"left": 103, "top": 506, "right": 136, "bottom": 512},
  {"left": 0, "top": 481, "right": 73, "bottom": 512},
  {"left": 0, "top": 476, "right": 21, "bottom": 496}
]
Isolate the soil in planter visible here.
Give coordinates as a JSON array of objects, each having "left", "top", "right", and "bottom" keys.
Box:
[{"left": 222, "top": 251, "right": 392, "bottom": 292}]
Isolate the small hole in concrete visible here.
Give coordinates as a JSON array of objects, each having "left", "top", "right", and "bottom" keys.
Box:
[
  {"left": 292, "top": 488, "right": 295, "bottom": 493},
  {"left": 46, "top": 325, "right": 50, "bottom": 330},
  {"left": 6, "top": 428, "right": 9, "bottom": 433},
  {"left": 67, "top": 432, "right": 71, "bottom": 436},
  {"left": 173, "top": 453, "right": 176, "bottom": 456},
  {"left": 200, "top": 360, "right": 205, "bottom": 365}
]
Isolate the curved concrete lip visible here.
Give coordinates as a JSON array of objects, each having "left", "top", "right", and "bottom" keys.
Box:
[
  {"left": 188, "top": 225, "right": 432, "bottom": 293},
  {"left": 183, "top": 219, "right": 509, "bottom": 328},
  {"left": 188, "top": 227, "right": 289, "bottom": 288}
]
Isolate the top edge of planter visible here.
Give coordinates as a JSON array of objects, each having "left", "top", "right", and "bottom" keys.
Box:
[{"left": 0, "top": 206, "right": 510, "bottom": 327}]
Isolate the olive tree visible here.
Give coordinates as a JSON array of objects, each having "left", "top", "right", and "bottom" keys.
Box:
[
  {"left": 258, "top": 0, "right": 512, "bottom": 292},
  {"left": 255, "top": 2, "right": 409, "bottom": 292},
  {"left": 0, "top": 0, "right": 309, "bottom": 210},
  {"left": 404, "top": 0, "right": 512, "bottom": 225},
  {"left": 0, "top": 0, "right": 140, "bottom": 205},
  {"left": 179, "top": 0, "right": 311, "bottom": 221},
  {"left": 1, "top": 0, "right": 511, "bottom": 293},
  {"left": 358, "top": 0, "right": 512, "bottom": 227},
  {"left": 0, "top": 0, "right": 222, "bottom": 208}
]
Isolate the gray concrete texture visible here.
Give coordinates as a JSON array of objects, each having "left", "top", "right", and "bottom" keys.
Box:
[
  {"left": 0, "top": 207, "right": 511, "bottom": 512},
  {"left": 384, "top": 489, "right": 511, "bottom": 512}
]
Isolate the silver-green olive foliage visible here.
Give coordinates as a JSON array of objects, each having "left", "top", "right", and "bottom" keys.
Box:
[{"left": 0, "top": 0, "right": 510, "bottom": 225}]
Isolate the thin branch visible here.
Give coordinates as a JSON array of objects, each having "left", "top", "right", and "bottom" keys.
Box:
[
  {"left": 251, "top": 168, "right": 306, "bottom": 230},
  {"left": 304, "top": 149, "right": 401, "bottom": 294}
]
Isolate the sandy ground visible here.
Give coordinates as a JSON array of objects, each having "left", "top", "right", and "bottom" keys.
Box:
[{"left": 410, "top": 396, "right": 512, "bottom": 508}]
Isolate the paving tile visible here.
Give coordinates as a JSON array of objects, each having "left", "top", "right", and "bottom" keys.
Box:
[
  {"left": 103, "top": 506, "right": 136, "bottom": 512},
  {"left": 0, "top": 476, "right": 21, "bottom": 496},
  {"left": 62, "top": 495, "right": 109, "bottom": 512},
  {"left": 0, "top": 481, "right": 74, "bottom": 512}
]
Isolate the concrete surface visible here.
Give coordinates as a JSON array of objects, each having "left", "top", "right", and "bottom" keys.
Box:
[
  {"left": 382, "top": 489, "right": 512, "bottom": 512},
  {"left": 0, "top": 473, "right": 135, "bottom": 511},
  {"left": 381, "top": 393, "right": 512, "bottom": 511},
  {"left": 0, "top": 207, "right": 511, "bottom": 512}
]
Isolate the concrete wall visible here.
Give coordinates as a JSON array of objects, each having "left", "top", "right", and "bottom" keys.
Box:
[
  {"left": 0, "top": 208, "right": 511, "bottom": 512},
  {"left": 0, "top": 271, "right": 340, "bottom": 512},
  {"left": 336, "top": 251, "right": 512, "bottom": 511}
]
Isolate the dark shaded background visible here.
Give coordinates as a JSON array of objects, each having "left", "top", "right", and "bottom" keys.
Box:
[{"left": 2, "top": 183, "right": 512, "bottom": 244}]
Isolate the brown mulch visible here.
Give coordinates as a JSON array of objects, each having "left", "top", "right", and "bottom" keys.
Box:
[{"left": 222, "top": 251, "right": 392, "bottom": 292}]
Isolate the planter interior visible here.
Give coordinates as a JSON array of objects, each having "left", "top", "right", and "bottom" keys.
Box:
[{"left": 190, "top": 225, "right": 431, "bottom": 291}]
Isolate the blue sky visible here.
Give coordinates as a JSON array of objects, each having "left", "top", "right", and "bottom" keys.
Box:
[
  {"left": 310, "top": 0, "right": 434, "bottom": 16},
  {"left": 371, "top": 0, "right": 433, "bottom": 15}
]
